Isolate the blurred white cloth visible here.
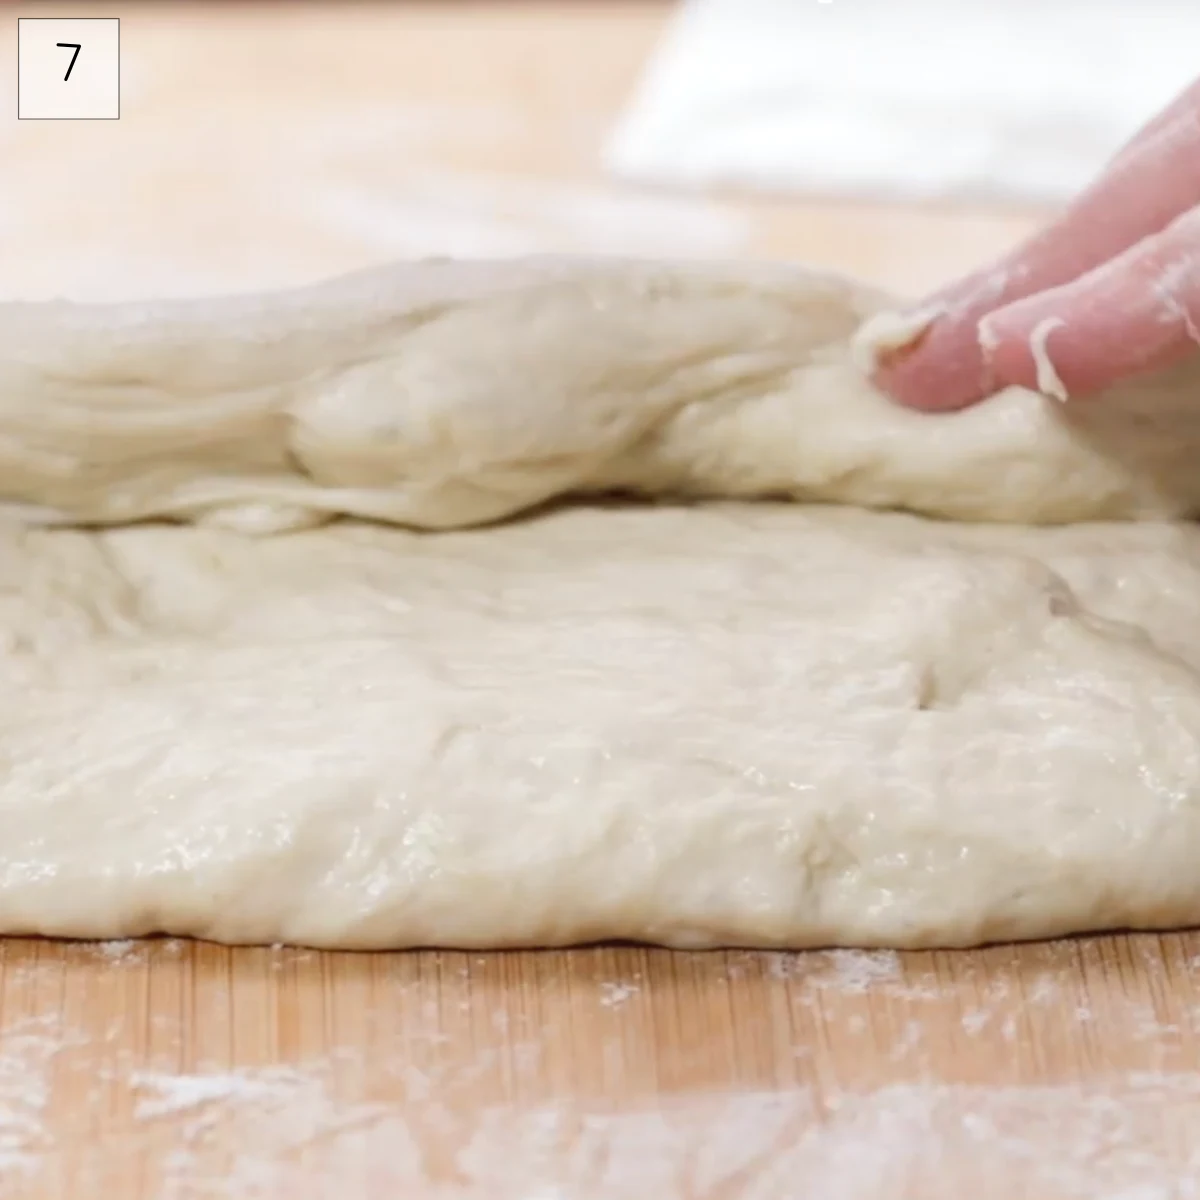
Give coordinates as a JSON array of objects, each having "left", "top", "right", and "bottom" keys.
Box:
[{"left": 607, "top": 0, "right": 1200, "bottom": 206}]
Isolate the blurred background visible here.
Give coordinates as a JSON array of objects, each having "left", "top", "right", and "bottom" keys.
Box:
[{"left": 5, "top": 0, "right": 1196, "bottom": 303}]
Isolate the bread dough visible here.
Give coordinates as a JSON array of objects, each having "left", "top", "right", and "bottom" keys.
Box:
[
  {"left": 3, "top": 257, "right": 1200, "bottom": 949},
  {"left": 6, "top": 256, "right": 1200, "bottom": 533}
]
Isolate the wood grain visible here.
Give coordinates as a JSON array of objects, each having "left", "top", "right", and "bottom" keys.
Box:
[
  {"left": 2, "top": 935, "right": 1200, "bottom": 1197},
  {"left": 3, "top": 3, "right": 1198, "bottom": 1197}
]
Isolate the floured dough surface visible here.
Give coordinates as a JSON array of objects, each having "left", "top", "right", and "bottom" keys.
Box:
[{"left": 2, "top": 257, "right": 1200, "bottom": 949}]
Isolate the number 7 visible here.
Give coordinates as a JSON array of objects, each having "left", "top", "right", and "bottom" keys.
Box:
[{"left": 56, "top": 42, "right": 81, "bottom": 82}]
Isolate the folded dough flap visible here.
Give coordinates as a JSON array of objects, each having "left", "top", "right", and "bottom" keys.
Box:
[{"left": 0, "top": 256, "right": 1196, "bottom": 533}]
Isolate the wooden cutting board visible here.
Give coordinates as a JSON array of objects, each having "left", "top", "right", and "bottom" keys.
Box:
[{"left": 3, "top": 4, "right": 1199, "bottom": 1197}]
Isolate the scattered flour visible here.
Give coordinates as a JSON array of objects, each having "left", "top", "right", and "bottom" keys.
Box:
[
  {"left": 0, "top": 1020, "right": 60, "bottom": 1181},
  {"left": 888, "top": 1020, "right": 925, "bottom": 1063},
  {"left": 818, "top": 951, "right": 904, "bottom": 993},
  {"left": 765, "top": 949, "right": 901, "bottom": 989},
  {"left": 73, "top": 1068, "right": 1200, "bottom": 1199},
  {"left": 0, "top": 943, "right": 1195, "bottom": 1197},
  {"left": 598, "top": 983, "right": 640, "bottom": 1010},
  {"left": 962, "top": 1009, "right": 993, "bottom": 1036},
  {"left": 90, "top": 940, "right": 137, "bottom": 962},
  {"left": 132, "top": 1070, "right": 319, "bottom": 1122},
  {"left": 1028, "top": 976, "right": 1063, "bottom": 1006},
  {"left": 765, "top": 949, "right": 942, "bottom": 1001}
]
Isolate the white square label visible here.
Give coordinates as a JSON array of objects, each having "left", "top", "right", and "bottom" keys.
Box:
[{"left": 18, "top": 18, "right": 120, "bottom": 120}]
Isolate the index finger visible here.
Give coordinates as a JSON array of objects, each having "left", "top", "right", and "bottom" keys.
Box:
[
  {"left": 980, "top": 204, "right": 1200, "bottom": 401},
  {"left": 874, "top": 79, "right": 1200, "bottom": 411}
]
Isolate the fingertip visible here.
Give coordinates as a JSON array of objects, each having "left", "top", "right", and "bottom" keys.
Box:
[
  {"left": 871, "top": 359, "right": 974, "bottom": 412},
  {"left": 868, "top": 320, "right": 995, "bottom": 413}
]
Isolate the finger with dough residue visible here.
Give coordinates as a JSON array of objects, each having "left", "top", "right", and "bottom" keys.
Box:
[
  {"left": 979, "top": 205, "right": 1200, "bottom": 402},
  {"left": 874, "top": 80, "right": 1200, "bottom": 412}
]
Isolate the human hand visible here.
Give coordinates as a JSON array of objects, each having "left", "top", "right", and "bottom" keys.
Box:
[{"left": 873, "top": 78, "right": 1200, "bottom": 411}]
